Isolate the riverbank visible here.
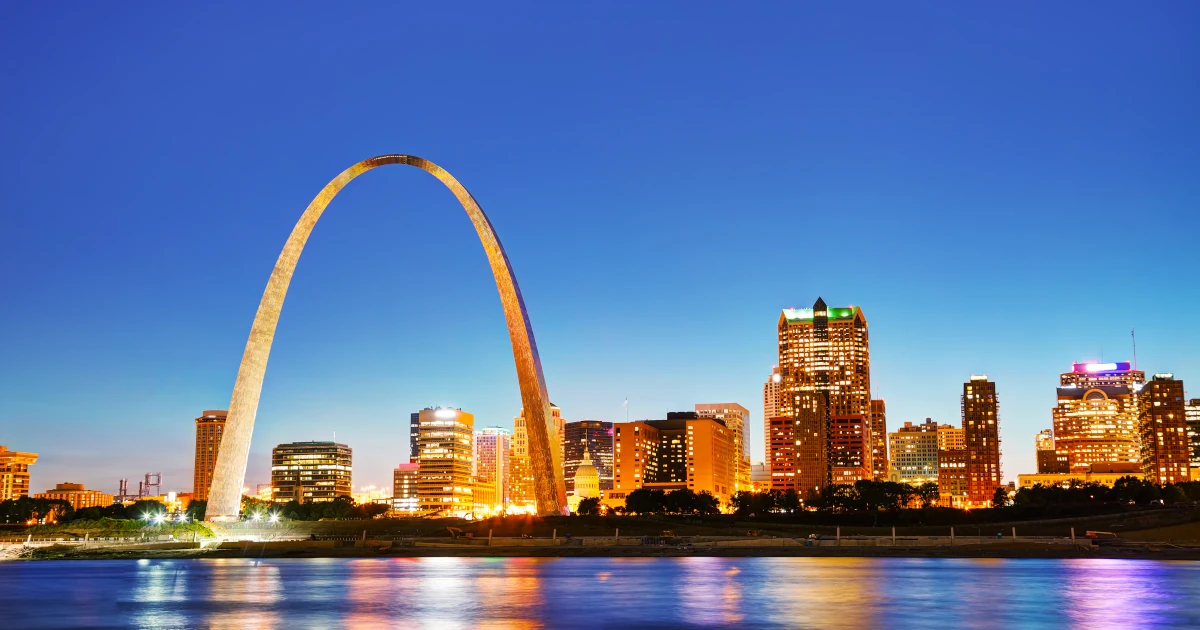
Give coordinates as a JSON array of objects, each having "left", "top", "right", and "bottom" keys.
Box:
[{"left": 15, "top": 541, "right": 1200, "bottom": 561}]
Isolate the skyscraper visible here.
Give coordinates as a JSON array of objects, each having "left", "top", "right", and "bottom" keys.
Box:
[
  {"left": 1035, "top": 429, "right": 1069, "bottom": 473},
  {"left": 271, "top": 441, "right": 353, "bottom": 503},
  {"left": 473, "top": 426, "right": 511, "bottom": 508},
  {"left": 562, "top": 420, "right": 614, "bottom": 493},
  {"left": 1137, "top": 374, "right": 1189, "bottom": 485},
  {"left": 870, "top": 399, "right": 887, "bottom": 480},
  {"left": 963, "top": 376, "right": 1001, "bottom": 505},
  {"left": 417, "top": 408, "right": 474, "bottom": 516},
  {"left": 887, "top": 421, "right": 939, "bottom": 485},
  {"left": 1053, "top": 362, "right": 1144, "bottom": 472},
  {"left": 777, "top": 298, "right": 871, "bottom": 492},
  {"left": 768, "top": 415, "right": 796, "bottom": 490},
  {"left": 193, "top": 410, "right": 227, "bottom": 501},
  {"left": 511, "top": 404, "right": 563, "bottom": 510},
  {"left": 0, "top": 445, "right": 37, "bottom": 501},
  {"left": 763, "top": 367, "right": 781, "bottom": 463},
  {"left": 695, "top": 403, "right": 751, "bottom": 491}
]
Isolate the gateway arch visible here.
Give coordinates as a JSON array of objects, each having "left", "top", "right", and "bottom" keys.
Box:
[{"left": 205, "top": 155, "right": 566, "bottom": 520}]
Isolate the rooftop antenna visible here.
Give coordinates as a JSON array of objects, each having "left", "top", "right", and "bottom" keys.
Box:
[{"left": 1132, "top": 327, "right": 1137, "bottom": 370}]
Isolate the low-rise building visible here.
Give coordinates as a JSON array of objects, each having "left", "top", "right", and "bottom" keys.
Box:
[
  {"left": 33, "top": 483, "right": 114, "bottom": 510},
  {"left": 271, "top": 441, "right": 353, "bottom": 503},
  {"left": 0, "top": 445, "right": 38, "bottom": 501},
  {"left": 392, "top": 463, "right": 419, "bottom": 515},
  {"left": 1017, "top": 463, "right": 1144, "bottom": 489}
]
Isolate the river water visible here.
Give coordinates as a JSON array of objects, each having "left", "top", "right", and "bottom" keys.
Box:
[{"left": 1, "top": 557, "right": 1198, "bottom": 628}]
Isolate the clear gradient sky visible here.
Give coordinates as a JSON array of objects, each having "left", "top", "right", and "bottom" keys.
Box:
[{"left": 2, "top": 4, "right": 1197, "bottom": 495}]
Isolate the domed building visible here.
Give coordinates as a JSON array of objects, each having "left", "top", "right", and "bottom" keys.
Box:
[{"left": 568, "top": 445, "right": 601, "bottom": 514}]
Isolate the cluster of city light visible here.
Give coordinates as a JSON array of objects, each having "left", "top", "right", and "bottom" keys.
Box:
[
  {"left": 139, "top": 512, "right": 190, "bottom": 525},
  {"left": 248, "top": 511, "right": 280, "bottom": 524}
]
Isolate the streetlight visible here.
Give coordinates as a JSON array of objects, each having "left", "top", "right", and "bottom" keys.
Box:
[
  {"left": 251, "top": 512, "right": 262, "bottom": 522},
  {"left": 268, "top": 513, "right": 279, "bottom": 524}
]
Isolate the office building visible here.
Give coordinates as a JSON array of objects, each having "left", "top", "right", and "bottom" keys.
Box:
[
  {"left": 777, "top": 298, "right": 872, "bottom": 491},
  {"left": 1136, "top": 374, "right": 1190, "bottom": 484},
  {"left": 751, "top": 462, "right": 770, "bottom": 491},
  {"left": 1035, "top": 429, "right": 1069, "bottom": 473},
  {"left": 0, "top": 445, "right": 38, "bottom": 501},
  {"left": 392, "top": 463, "right": 419, "bottom": 514},
  {"left": 1018, "top": 466, "right": 1145, "bottom": 489},
  {"left": 768, "top": 416, "right": 796, "bottom": 490},
  {"left": 562, "top": 420, "right": 614, "bottom": 493},
  {"left": 610, "top": 414, "right": 735, "bottom": 508},
  {"left": 963, "top": 376, "right": 1002, "bottom": 505},
  {"left": 511, "top": 404, "right": 564, "bottom": 509},
  {"left": 887, "top": 420, "right": 940, "bottom": 485},
  {"left": 695, "top": 403, "right": 751, "bottom": 491},
  {"left": 871, "top": 399, "right": 887, "bottom": 480},
  {"left": 33, "top": 483, "right": 113, "bottom": 510},
  {"left": 271, "top": 441, "right": 352, "bottom": 503},
  {"left": 937, "top": 423, "right": 964, "bottom": 451},
  {"left": 474, "top": 426, "right": 511, "bottom": 509},
  {"left": 193, "top": 410, "right": 227, "bottom": 501},
  {"left": 417, "top": 408, "right": 474, "bottom": 516},
  {"left": 1053, "top": 362, "right": 1144, "bottom": 472},
  {"left": 763, "top": 367, "right": 781, "bottom": 463}
]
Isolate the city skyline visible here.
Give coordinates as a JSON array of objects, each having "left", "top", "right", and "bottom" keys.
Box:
[{"left": 2, "top": 4, "right": 1198, "bottom": 494}]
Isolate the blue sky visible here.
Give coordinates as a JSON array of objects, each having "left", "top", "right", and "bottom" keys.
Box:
[{"left": 2, "top": 3, "right": 1197, "bottom": 494}]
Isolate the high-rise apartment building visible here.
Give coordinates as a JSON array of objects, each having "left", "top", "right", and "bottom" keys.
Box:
[
  {"left": 0, "top": 445, "right": 37, "bottom": 501},
  {"left": 768, "top": 416, "right": 796, "bottom": 490},
  {"left": 473, "top": 427, "right": 511, "bottom": 508},
  {"left": 417, "top": 408, "right": 474, "bottom": 516},
  {"left": 562, "top": 420, "right": 614, "bottom": 493},
  {"left": 1187, "top": 398, "right": 1200, "bottom": 474},
  {"left": 271, "top": 441, "right": 353, "bottom": 503},
  {"left": 763, "top": 367, "right": 781, "bottom": 463},
  {"left": 887, "top": 421, "right": 939, "bottom": 485},
  {"left": 871, "top": 399, "right": 887, "bottom": 480},
  {"left": 33, "top": 483, "right": 113, "bottom": 510},
  {"left": 963, "top": 376, "right": 1001, "bottom": 505},
  {"left": 193, "top": 410, "right": 227, "bottom": 501},
  {"left": 392, "top": 463, "right": 419, "bottom": 514},
  {"left": 777, "top": 298, "right": 871, "bottom": 492},
  {"left": 610, "top": 414, "right": 735, "bottom": 508},
  {"left": 1035, "top": 429, "right": 1069, "bottom": 473},
  {"left": 1053, "top": 362, "right": 1144, "bottom": 472},
  {"left": 695, "top": 403, "right": 751, "bottom": 492},
  {"left": 1136, "top": 375, "right": 1189, "bottom": 485}
]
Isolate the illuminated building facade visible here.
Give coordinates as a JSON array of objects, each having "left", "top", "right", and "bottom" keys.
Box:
[
  {"left": 963, "top": 376, "right": 1002, "bottom": 504},
  {"left": 695, "top": 403, "right": 751, "bottom": 491},
  {"left": 777, "top": 298, "right": 871, "bottom": 492},
  {"left": 938, "top": 449, "right": 968, "bottom": 506},
  {"left": 763, "top": 367, "right": 781, "bottom": 463},
  {"left": 392, "top": 463, "right": 419, "bottom": 514},
  {"left": 193, "top": 410, "right": 227, "bottom": 501},
  {"left": 610, "top": 415, "right": 735, "bottom": 508},
  {"left": 937, "top": 423, "right": 964, "bottom": 451},
  {"left": 1053, "top": 362, "right": 1144, "bottom": 473},
  {"left": 1018, "top": 469, "right": 1144, "bottom": 489},
  {"left": 417, "top": 408, "right": 474, "bottom": 515},
  {"left": 271, "top": 441, "right": 352, "bottom": 503},
  {"left": 871, "top": 399, "right": 887, "bottom": 480},
  {"left": 34, "top": 483, "right": 114, "bottom": 510},
  {"left": 473, "top": 426, "right": 511, "bottom": 508},
  {"left": 1035, "top": 428, "right": 1069, "bottom": 473},
  {"left": 562, "top": 420, "right": 613, "bottom": 493},
  {"left": 409, "top": 412, "right": 420, "bottom": 464},
  {"left": 510, "top": 404, "right": 564, "bottom": 510},
  {"left": 1137, "top": 374, "right": 1190, "bottom": 484},
  {"left": 0, "top": 445, "right": 37, "bottom": 501},
  {"left": 887, "top": 421, "right": 939, "bottom": 485},
  {"left": 1187, "top": 398, "right": 1200, "bottom": 474},
  {"left": 751, "top": 462, "right": 770, "bottom": 492},
  {"left": 768, "top": 416, "right": 796, "bottom": 490}
]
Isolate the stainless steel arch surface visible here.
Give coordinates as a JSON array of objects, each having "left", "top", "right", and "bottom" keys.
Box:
[{"left": 205, "top": 155, "right": 566, "bottom": 520}]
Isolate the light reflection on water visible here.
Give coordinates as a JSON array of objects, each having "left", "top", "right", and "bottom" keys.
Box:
[{"left": 3, "top": 557, "right": 1199, "bottom": 629}]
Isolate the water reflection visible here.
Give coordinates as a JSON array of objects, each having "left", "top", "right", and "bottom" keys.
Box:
[{"left": 3, "top": 557, "right": 1200, "bottom": 629}]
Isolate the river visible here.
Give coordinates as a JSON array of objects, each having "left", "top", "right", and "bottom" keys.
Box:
[{"left": 2, "top": 557, "right": 1198, "bottom": 628}]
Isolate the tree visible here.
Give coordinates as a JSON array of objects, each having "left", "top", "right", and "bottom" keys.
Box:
[
  {"left": 185, "top": 500, "right": 208, "bottom": 521},
  {"left": 577, "top": 497, "right": 601, "bottom": 516},
  {"left": 625, "top": 488, "right": 667, "bottom": 514},
  {"left": 778, "top": 489, "right": 801, "bottom": 513},
  {"left": 991, "top": 487, "right": 1009, "bottom": 508},
  {"left": 693, "top": 491, "right": 720, "bottom": 515},
  {"left": 666, "top": 489, "right": 698, "bottom": 514},
  {"left": 916, "top": 482, "right": 940, "bottom": 509}
]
